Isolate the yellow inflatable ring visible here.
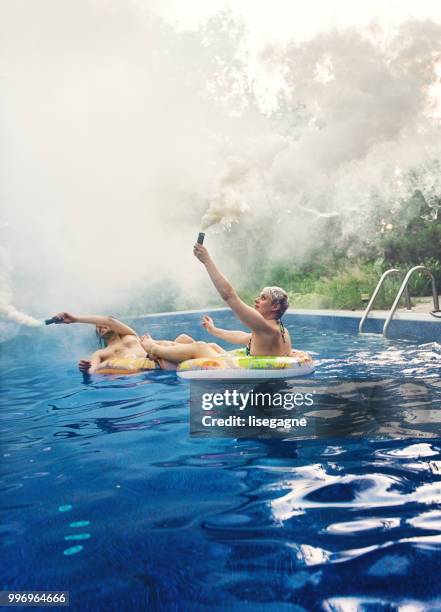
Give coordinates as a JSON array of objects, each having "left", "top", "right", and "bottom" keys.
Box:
[
  {"left": 177, "top": 348, "right": 314, "bottom": 380},
  {"left": 96, "top": 357, "right": 158, "bottom": 375}
]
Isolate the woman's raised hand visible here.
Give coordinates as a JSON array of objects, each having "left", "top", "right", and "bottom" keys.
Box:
[
  {"left": 202, "top": 315, "right": 215, "bottom": 333},
  {"left": 193, "top": 243, "right": 210, "bottom": 264}
]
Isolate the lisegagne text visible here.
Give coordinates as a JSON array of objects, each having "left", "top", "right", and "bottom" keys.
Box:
[{"left": 202, "top": 415, "right": 308, "bottom": 429}]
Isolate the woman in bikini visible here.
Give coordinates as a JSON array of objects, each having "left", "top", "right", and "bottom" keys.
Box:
[
  {"left": 141, "top": 244, "right": 292, "bottom": 364},
  {"left": 50, "top": 312, "right": 209, "bottom": 373}
]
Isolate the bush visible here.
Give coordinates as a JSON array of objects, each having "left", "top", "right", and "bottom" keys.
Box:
[{"left": 247, "top": 261, "right": 433, "bottom": 311}]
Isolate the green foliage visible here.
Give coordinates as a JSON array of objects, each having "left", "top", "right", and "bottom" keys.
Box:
[
  {"left": 381, "top": 215, "right": 441, "bottom": 274},
  {"left": 305, "top": 265, "right": 399, "bottom": 310},
  {"left": 238, "top": 202, "right": 441, "bottom": 310},
  {"left": 241, "top": 257, "right": 441, "bottom": 311},
  {"left": 121, "top": 201, "right": 440, "bottom": 314},
  {"left": 401, "top": 257, "right": 441, "bottom": 295},
  {"left": 124, "top": 280, "right": 178, "bottom": 316}
]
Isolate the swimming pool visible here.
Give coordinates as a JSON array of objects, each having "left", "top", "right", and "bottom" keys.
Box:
[{"left": 1, "top": 310, "right": 441, "bottom": 610}]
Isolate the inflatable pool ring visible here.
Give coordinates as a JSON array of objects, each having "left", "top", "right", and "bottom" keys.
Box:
[
  {"left": 96, "top": 357, "right": 158, "bottom": 375},
  {"left": 177, "top": 348, "right": 314, "bottom": 380}
]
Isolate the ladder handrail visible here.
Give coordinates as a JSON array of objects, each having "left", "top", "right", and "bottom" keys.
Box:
[
  {"left": 359, "top": 269, "right": 411, "bottom": 333},
  {"left": 383, "top": 265, "right": 440, "bottom": 337}
]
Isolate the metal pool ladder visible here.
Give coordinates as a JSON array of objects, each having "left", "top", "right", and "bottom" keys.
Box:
[
  {"left": 359, "top": 269, "right": 411, "bottom": 334},
  {"left": 383, "top": 265, "right": 440, "bottom": 337},
  {"left": 359, "top": 265, "right": 440, "bottom": 336}
]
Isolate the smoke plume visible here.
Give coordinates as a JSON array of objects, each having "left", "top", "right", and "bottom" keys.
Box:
[{"left": 1, "top": 1, "right": 441, "bottom": 336}]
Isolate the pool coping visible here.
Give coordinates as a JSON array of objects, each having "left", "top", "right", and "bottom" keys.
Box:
[
  {"left": 135, "top": 307, "right": 440, "bottom": 324},
  {"left": 285, "top": 308, "right": 441, "bottom": 323},
  {"left": 135, "top": 307, "right": 229, "bottom": 319}
]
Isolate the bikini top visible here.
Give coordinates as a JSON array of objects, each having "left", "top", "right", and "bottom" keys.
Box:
[{"left": 245, "top": 319, "right": 288, "bottom": 356}]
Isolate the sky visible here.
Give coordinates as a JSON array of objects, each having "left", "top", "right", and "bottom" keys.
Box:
[{"left": 148, "top": 0, "right": 441, "bottom": 43}]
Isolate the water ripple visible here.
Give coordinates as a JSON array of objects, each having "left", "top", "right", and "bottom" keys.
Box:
[{"left": 2, "top": 315, "right": 441, "bottom": 608}]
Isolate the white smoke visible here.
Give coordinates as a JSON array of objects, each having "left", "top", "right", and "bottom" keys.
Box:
[
  {"left": 201, "top": 157, "right": 251, "bottom": 229},
  {"left": 220, "top": 20, "right": 441, "bottom": 261},
  {"left": 0, "top": 1, "right": 248, "bottom": 321},
  {"left": 1, "top": 1, "right": 441, "bottom": 332},
  {"left": 0, "top": 246, "right": 42, "bottom": 327}
]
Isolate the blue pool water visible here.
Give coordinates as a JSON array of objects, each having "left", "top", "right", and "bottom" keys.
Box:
[{"left": 1, "top": 311, "right": 441, "bottom": 611}]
